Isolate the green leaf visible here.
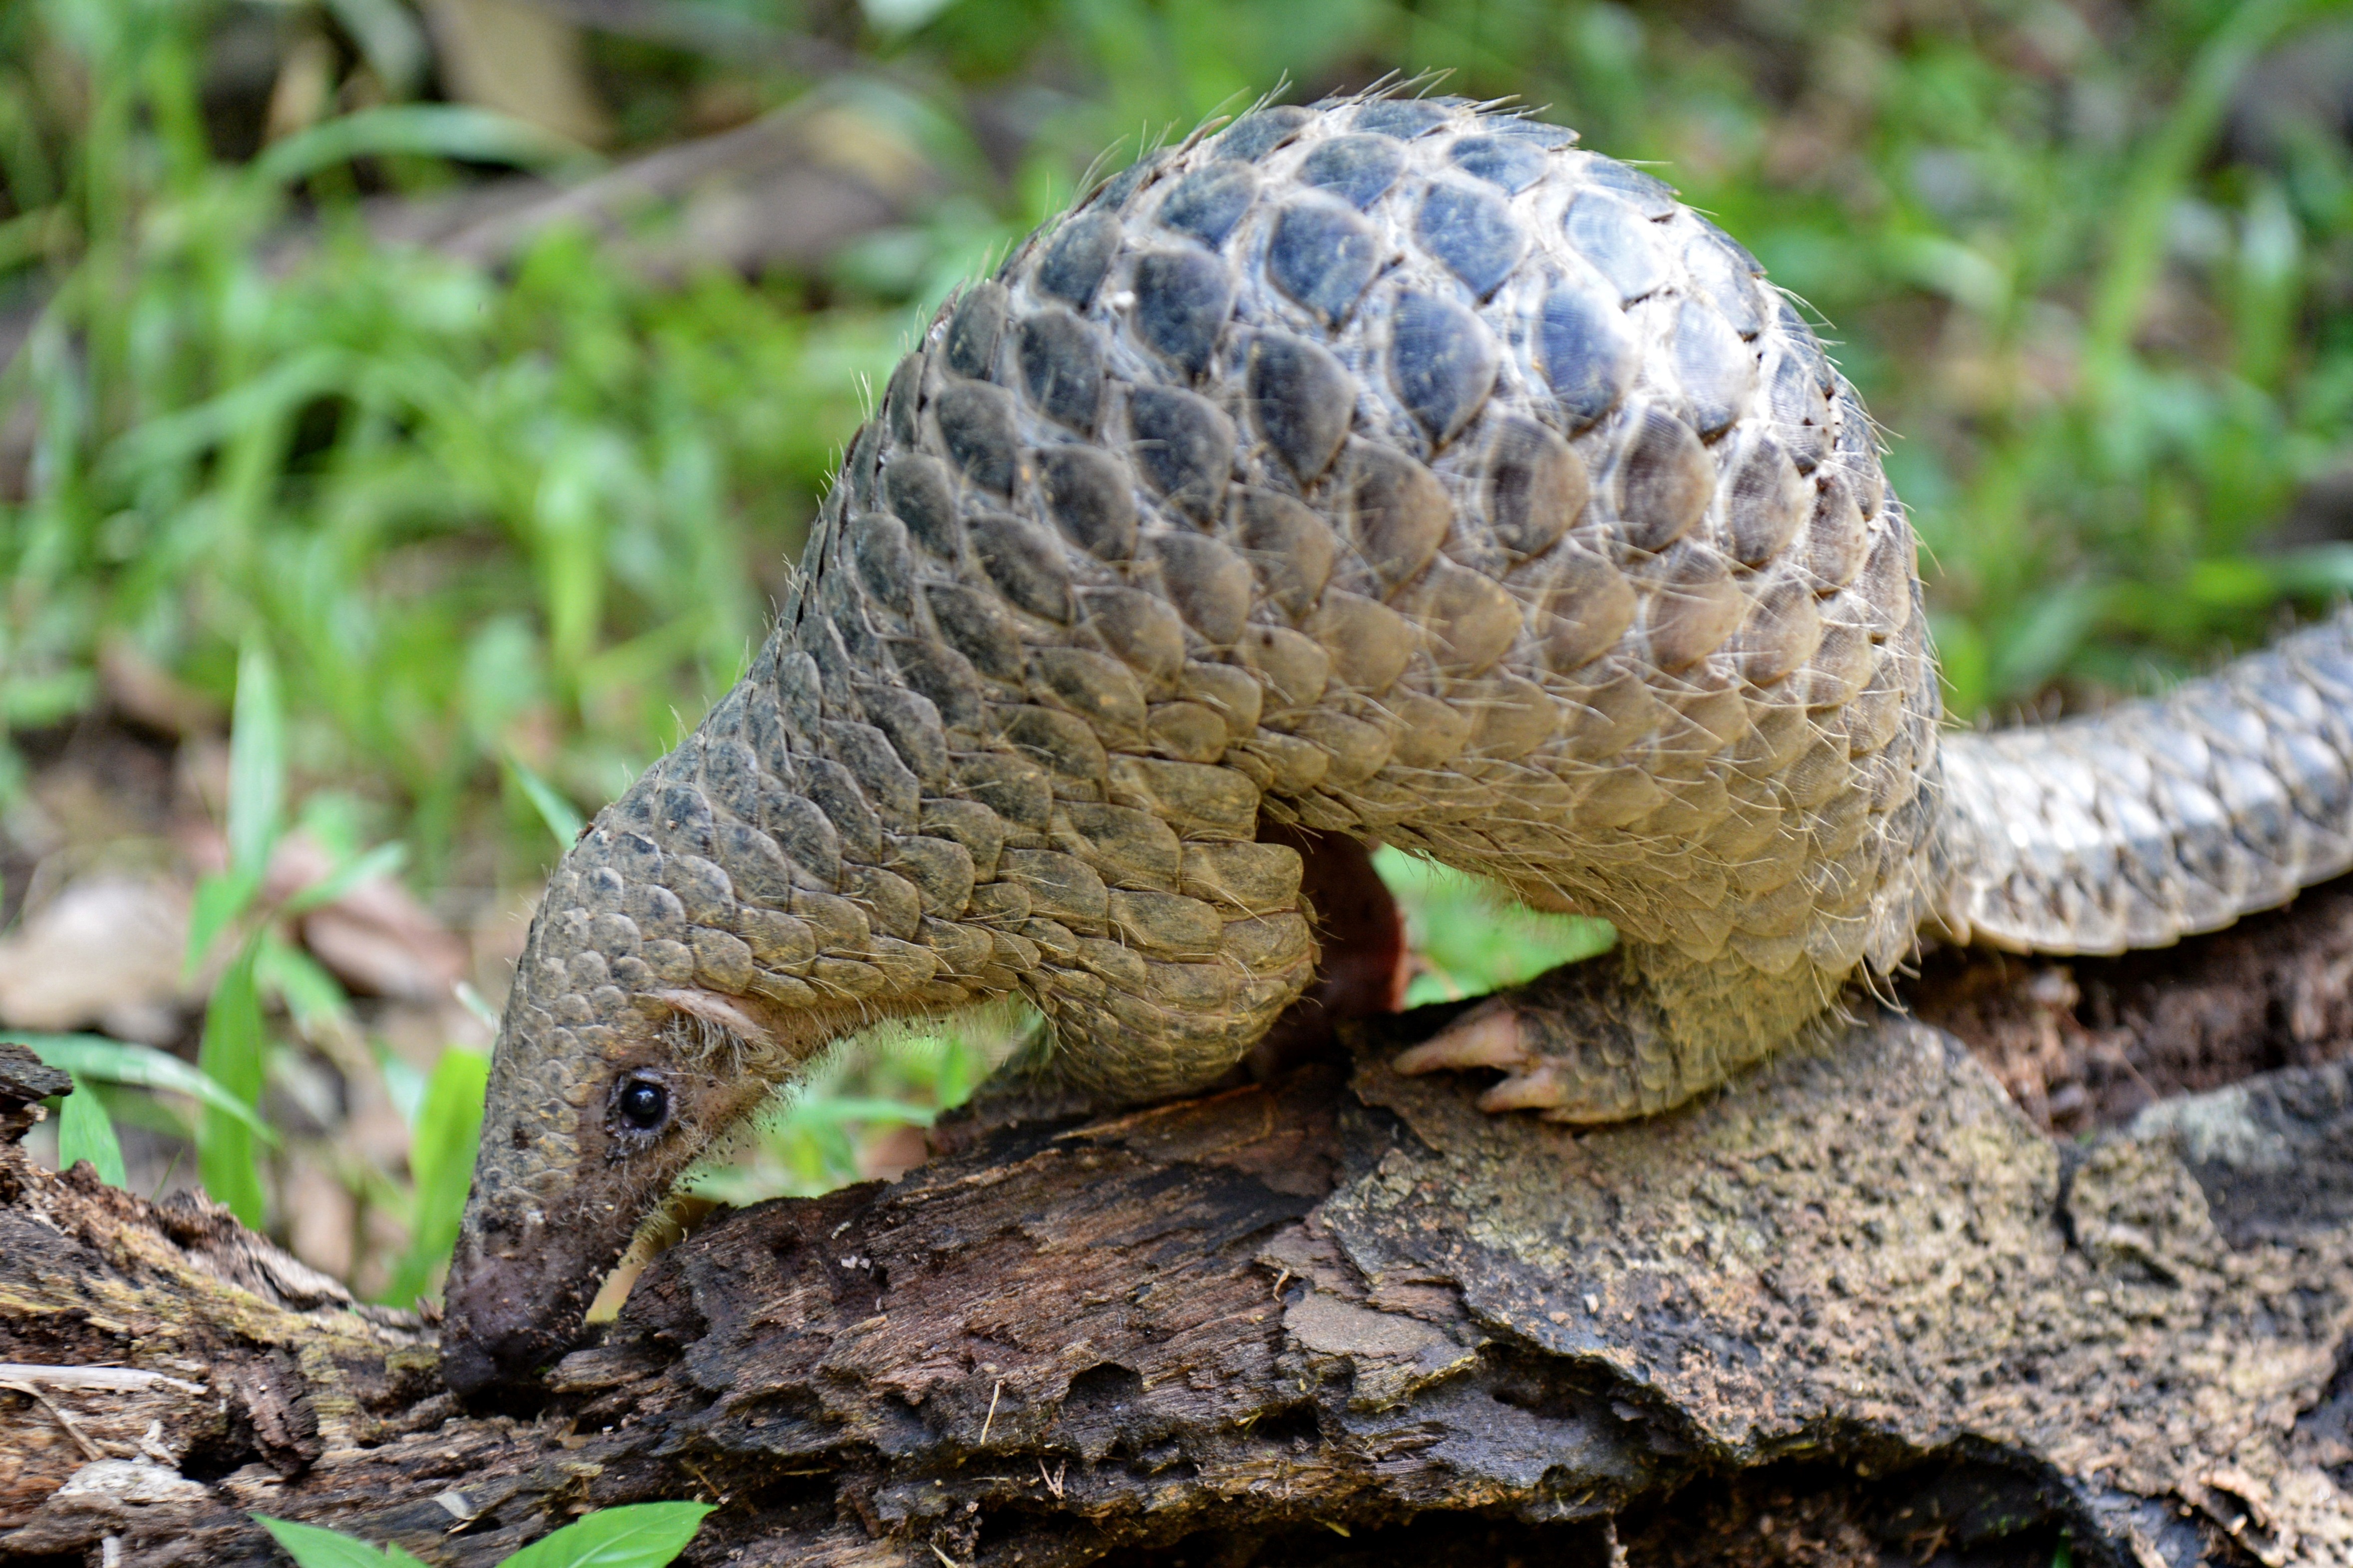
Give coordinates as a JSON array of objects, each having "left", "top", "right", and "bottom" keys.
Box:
[
  {"left": 251, "top": 1514, "right": 428, "bottom": 1568},
  {"left": 379, "top": 1046, "right": 489, "bottom": 1307},
  {"left": 197, "top": 944, "right": 270, "bottom": 1228},
  {"left": 228, "top": 642, "right": 286, "bottom": 883},
  {"left": 256, "top": 935, "right": 354, "bottom": 1038},
  {"left": 56, "top": 1074, "right": 126, "bottom": 1187},
  {"left": 5, "top": 1033, "right": 277, "bottom": 1141},
  {"left": 283, "top": 840, "right": 409, "bottom": 916},
  {"left": 249, "top": 104, "right": 588, "bottom": 188},
  {"left": 500, "top": 1502, "right": 716, "bottom": 1568},
  {"left": 506, "top": 754, "right": 586, "bottom": 850},
  {"left": 186, "top": 864, "right": 265, "bottom": 979}
]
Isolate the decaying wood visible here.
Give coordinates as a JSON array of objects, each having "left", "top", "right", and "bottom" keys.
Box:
[{"left": 4, "top": 895, "right": 2353, "bottom": 1568}]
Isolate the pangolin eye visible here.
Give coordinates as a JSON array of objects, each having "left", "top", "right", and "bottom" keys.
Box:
[{"left": 616, "top": 1076, "right": 670, "bottom": 1132}]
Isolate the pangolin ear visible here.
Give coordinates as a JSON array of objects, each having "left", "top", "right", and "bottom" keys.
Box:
[{"left": 649, "top": 988, "right": 777, "bottom": 1051}]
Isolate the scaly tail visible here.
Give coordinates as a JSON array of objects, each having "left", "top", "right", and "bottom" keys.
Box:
[{"left": 1935, "top": 608, "right": 2353, "bottom": 955}]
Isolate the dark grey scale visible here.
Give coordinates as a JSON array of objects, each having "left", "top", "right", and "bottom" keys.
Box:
[
  {"left": 1128, "top": 386, "right": 1234, "bottom": 524},
  {"left": 1093, "top": 153, "right": 1162, "bottom": 211},
  {"left": 923, "top": 582, "right": 1027, "bottom": 683},
  {"left": 968, "top": 510, "right": 1074, "bottom": 622},
  {"left": 845, "top": 421, "right": 884, "bottom": 510},
  {"left": 773, "top": 650, "right": 823, "bottom": 737},
  {"left": 881, "top": 453, "right": 962, "bottom": 559},
  {"left": 860, "top": 684, "right": 952, "bottom": 785},
  {"left": 944, "top": 283, "right": 1009, "bottom": 379},
  {"left": 1537, "top": 281, "right": 1639, "bottom": 431},
  {"left": 1266, "top": 197, "right": 1380, "bottom": 326},
  {"left": 741, "top": 682, "right": 792, "bottom": 766},
  {"left": 1017, "top": 308, "right": 1106, "bottom": 434},
  {"left": 801, "top": 617, "right": 874, "bottom": 713},
  {"left": 1450, "top": 135, "right": 1547, "bottom": 193},
  {"left": 1492, "top": 116, "right": 1577, "bottom": 148},
  {"left": 1036, "top": 445, "right": 1138, "bottom": 561},
  {"left": 851, "top": 512, "right": 916, "bottom": 615},
  {"left": 713, "top": 820, "right": 797, "bottom": 905},
  {"left": 933, "top": 381, "right": 1022, "bottom": 496},
  {"left": 1130, "top": 249, "right": 1234, "bottom": 378},
  {"left": 1776, "top": 300, "right": 1835, "bottom": 390},
  {"left": 763, "top": 791, "right": 841, "bottom": 887},
  {"left": 697, "top": 736, "right": 764, "bottom": 824},
  {"left": 825, "top": 718, "right": 923, "bottom": 824},
  {"left": 1484, "top": 416, "right": 1583, "bottom": 558},
  {"left": 887, "top": 636, "right": 987, "bottom": 732},
  {"left": 1148, "top": 530, "right": 1253, "bottom": 644},
  {"left": 1076, "top": 586, "right": 1185, "bottom": 685},
  {"left": 1389, "top": 291, "right": 1500, "bottom": 446},
  {"left": 826, "top": 581, "right": 889, "bottom": 673},
  {"left": 1036, "top": 210, "right": 1123, "bottom": 309},
  {"left": 621, "top": 884, "right": 687, "bottom": 945},
  {"left": 654, "top": 780, "right": 716, "bottom": 857},
  {"left": 1002, "top": 706, "right": 1110, "bottom": 788},
  {"left": 1216, "top": 104, "right": 1312, "bottom": 162},
  {"left": 1613, "top": 406, "right": 1714, "bottom": 552},
  {"left": 1417, "top": 180, "right": 1526, "bottom": 300},
  {"left": 953, "top": 752, "right": 1053, "bottom": 832},
  {"left": 1353, "top": 99, "right": 1451, "bottom": 138},
  {"left": 1832, "top": 387, "right": 1880, "bottom": 501},
  {"left": 1235, "top": 489, "right": 1337, "bottom": 619},
  {"left": 883, "top": 353, "right": 923, "bottom": 446},
  {"left": 1563, "top": 190, "right": 1667, "bottom": 303},
  {"left": 1298, "top": 135, "right": 1403, "bottom": 210},
  {"left": 1673, "top": 297, "right": 1751, "bottom": 441},
  {"left": 607, "top": 828, "right": 664, "bottom": 885},
  {"left": 799, "top": 755, "right": 886, "bottom": 863},
  {"left": 1579, "top": 158, "right": 1679, "bottom": 218},
  {"left": 1697, "top": 215, "right": 1764, "bottom": 275},
  {"left": 1766, "top": 349, "right": 1831, "bottom": 475},
  {"left": 1724, "top": 435, "right": 1807, "bottom": 567},
  {"left": 661, "top": 854, "right": 735, "bottom": 927},
  {"left": 1158, "top": 164, "right": 1257, "bottom": 248},
  {"left": 1247, "top": 332, "right": 1356, "bottom": 483},
  {"left": 1684, "top": 227, "right": 1764, "bottom": 340}
]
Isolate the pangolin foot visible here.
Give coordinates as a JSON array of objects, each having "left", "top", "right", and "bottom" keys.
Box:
[{"left": 1391, "top": 962, "right": 1689, "bottom": 1125}]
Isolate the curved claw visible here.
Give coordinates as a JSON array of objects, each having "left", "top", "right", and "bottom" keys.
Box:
[
  {"left": 1475, "top": 1062, "right": 1577, "bottom": 1112},
  {"left": 1393, "top": 1008, "right": 1531, "bottom": 1075}
]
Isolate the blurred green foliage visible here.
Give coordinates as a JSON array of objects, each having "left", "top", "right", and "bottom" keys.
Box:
[{"left": 7, "top": 0, "right": 2353, "bottom": 1285}]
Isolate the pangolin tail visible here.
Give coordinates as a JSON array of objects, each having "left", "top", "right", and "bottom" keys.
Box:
[{"left": 1933, "top": 607, "right": 2353, "bottom": 955}]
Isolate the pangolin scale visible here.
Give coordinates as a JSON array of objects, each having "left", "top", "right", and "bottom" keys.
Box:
[{"left": 441, "top": 93, "right": 2353, "bottom": 1394}]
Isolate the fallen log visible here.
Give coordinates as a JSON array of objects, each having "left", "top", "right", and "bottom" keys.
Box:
[{"left": 3, "top": 891, "right": 2353, "bottom": 1568}]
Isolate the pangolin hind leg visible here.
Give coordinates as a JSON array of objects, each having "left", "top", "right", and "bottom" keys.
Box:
[{"left": 1394, "top": 940, "right": 1847, "bottom": 1123}]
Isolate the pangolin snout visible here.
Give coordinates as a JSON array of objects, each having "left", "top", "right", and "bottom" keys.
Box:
[{"left": 439, "top": 1212, "right": 607, "bottom": 1398}]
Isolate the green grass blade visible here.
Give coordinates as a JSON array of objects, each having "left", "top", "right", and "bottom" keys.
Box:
[
  {"left": 5, "top": 1032, "right": 277, "bottom": 1141},
  {"left": 186, "top": 865, "right": 265, "bottom": 979},
  {"left": 249, "top": 104, "right": 587, "bottom": 188},
  {"left": 499, "top": 1502, "right": 715, "bottom": 1568},
  {"left": 506, "top": 754, "right": 586, "bottom": 849},
  {"left": 281, "top": 840, "right": 409, "bottom": 916},
  {"left": 379, "top": 1046, "right": 489, "bottom": 1307},
  {"left": 56, "top": 1074, "right": 126, "bottom": 1186},
  {"left": 2082, "top": 0, "right": 2325, "bottom": 391},
  {"left": 197, "top": 944, "right": 270, "bottom": 1228},
  {"left": 228, "top": 642, "right": 286, "bottom": 883}
]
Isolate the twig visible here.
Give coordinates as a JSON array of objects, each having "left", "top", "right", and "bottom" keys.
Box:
[
  {"left": 979, "top": 1379, "right": 1002, "bottom": 1447},
  {"left": 3, "top": 1380, "right": 104, "bottom": 1462}
]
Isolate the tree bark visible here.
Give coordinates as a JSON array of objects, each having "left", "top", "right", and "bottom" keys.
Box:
[{"left": 4, "top": 893, "right": 2353, "bottom": 1568}]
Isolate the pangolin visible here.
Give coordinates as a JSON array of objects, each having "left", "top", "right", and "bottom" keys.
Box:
[{"left": 440, "top": 93, "right": 2353, "bottom": 1395}]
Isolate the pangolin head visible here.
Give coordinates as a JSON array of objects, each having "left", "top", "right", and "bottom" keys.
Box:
[{"left": 438, "top": 785, "right": 851, "bottom": 1399}]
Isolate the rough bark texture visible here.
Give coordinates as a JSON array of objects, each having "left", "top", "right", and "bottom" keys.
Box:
[{"left": 5, "top": 893, "right": 2353, "bottom": 1568}]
